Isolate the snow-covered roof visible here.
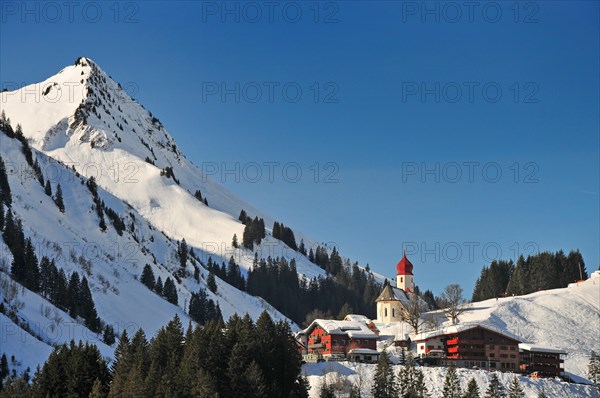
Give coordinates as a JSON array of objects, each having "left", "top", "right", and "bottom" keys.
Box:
[
  {"left": 344, "top": 314, "right": 372, "bottom": 323},
  {"left": 300, "top": 319, "right": 379, "bottom": 339},
  {"left": 348, "top": 348, "right": 380, "bottom": 355},
  {"left": 375, "top": 284, "right": 415, "bottom": 305},
  {"left": 519, "top": 343, "right": 567, "bottom": 355},
  {"left": 414, "top": 323, "right": 521, "bottom": 343}
]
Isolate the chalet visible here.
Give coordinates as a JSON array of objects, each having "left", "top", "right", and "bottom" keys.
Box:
[
  {"left": 414, "top": 324, "right": 521, "bottom": 371},
  {"left": 297, "top": 319, "right": 380, "bottom": 363},
  {"left": 375, "top": 252, "right": 419, "bottom": 323},
  {"left": 519, "top": 343, "right": 567, "bottom": 377}
]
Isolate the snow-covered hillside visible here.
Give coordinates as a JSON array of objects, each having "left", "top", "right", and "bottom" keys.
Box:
[
  {"left": 0, "top": 57, "right": 328, "bottom": 280},
  {"left": 0, "top": 130, "right": 291, "bottom": 374},
  {"left": 304, "top": 361, "right": 599, "bottom": 398}
]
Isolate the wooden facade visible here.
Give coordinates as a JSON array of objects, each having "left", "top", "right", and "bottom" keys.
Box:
[
  {"left": 519, "top": 344, "right": 566, "bottom": 377},
  {"left": 416, "top": 325, "right": 521, "bottom": 371}
]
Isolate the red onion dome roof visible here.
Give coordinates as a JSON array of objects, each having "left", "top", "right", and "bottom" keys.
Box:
[{"left": 396, "top": 251, "right": 414, "bottom": 275}]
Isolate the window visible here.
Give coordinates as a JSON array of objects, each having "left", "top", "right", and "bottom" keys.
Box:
[
  {"left": 500, "top": 354, "right": 508, "bottom": 358},
  {"left": 392, "top": 308, "right": 396, "bottom": 317},
  {"left": 500, "top": 346, "right": 507, "bottom": 350},
  {"left": 510, "top": 354, "right": 516, "bottom": 358},
  {"left": 401, "top": 277, "right": 403, "bottom": 282},
  {"left": 489, "top": 353, "right": 495, "bottom": 358},
  {"left": 384, "top": 308, "right": 388, "bottom": 317},
  {"left": 489, "top": 345, "right": 495, "bottom": 349}
]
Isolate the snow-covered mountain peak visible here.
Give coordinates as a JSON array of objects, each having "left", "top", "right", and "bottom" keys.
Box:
[{"left": 1, "top": 58, "right": 330, "bottom": 282}]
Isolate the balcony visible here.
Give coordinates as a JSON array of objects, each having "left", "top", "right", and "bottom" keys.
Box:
[
  {"left": 446, "top": 338, "right": 459, "bottom": 345},
  {"left": 448, "top": 346, "right": 459, "bottom": 354}
]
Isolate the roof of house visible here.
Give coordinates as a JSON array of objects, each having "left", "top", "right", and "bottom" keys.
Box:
[
  {"left": 348, "top": 348, "right": 380, "bottom": 355},
  {"left": 375, "top": 284, "right": 413, "bottom": 304},
  {"left": 413, "top": 323, "right": 522, "bottom": 343},
  {"left": 344, "top": 314, "right": 372, "bottom": 324},
  {"left": 299, "top": 319, "right": 379, "bottom": 339},
  {"left": 519, "top": 343, "right": 567, "bottom": 355}
]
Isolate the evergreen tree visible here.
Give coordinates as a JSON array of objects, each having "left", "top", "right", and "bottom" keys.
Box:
[
  {"left": 299, "top": 239, "right": 307, "bottom": 255},
  {"left": 39, "top": 256, "right": 52, "bottom": 298},
  {"left": 44, "top": 180, "right": 52, "bottom": 196},
  {"left": 163, "top": 277, "right": 178, "bottom": 305},
  {"left": 0, "top": 204, "right": 4, "bottom": 231},
  {"left": 0, "top": 155, "right": 11, "bottom": 207},
  {"left": 178, "top": 239, "right": 188, "bottom": 271},
  {"left": 537, "top": 389, "right": 548, "bottom": 398},
  {"left": 372, "top": 351, "right": 396, "bottom": 398},
  {"left": 484, "top": 373, "right": 505, "bottom": 398},
  {"left": 413, "top": 368, "right": 429, "bottom": 398},
  {"left": 109, "top": 332, "right": 131, "bottom": 396},
  {"left": 67, "top": 272, "right": 81, "bottom": 318},
  {"left": 0, "top": 353, "right": 8, "bottom": 380},
  {"left": 507, "top": 376, "right": 525, "bottom": 398},
  {"left": 54, "top": 183, "right": 65, "bottom": 213},
  {"left": 155, "top": 276, "right": 163, "bottom": 296},
  {"left": 442, "top": 365, "right": 462, "bottom": 398},
  {"left": 21, "top": 238, "right": 40, "bottom": 292},
  {"left": 140, "top": 264, "right": 155, "bottom": 290},
  {"left": 463, "top": 377, "right": 481, "bottom": 398},
  {"left": 33, "top": 342, "right": 110, "bottom": 398},
  {"left": 89, "top": 378, "right": 104, "bottom": 398},
  {"left": 80, "top": 277, "right": 101, "bottom": 332},
  {"left": 239, "top": 209, "right": 247, "bottom": 223},
  {"left": 189, "top": 290, "right": 208, "bottom": 325},
  {"left": 103, "top": 324, "right": 116, "bottom": 346},
  {"left": 232, "top": 233, "right": 239, "bottom": 248},
  {"left": 589, "top": 350, "right": 600, "bottom": 387},
  {"left": 207, "top": 272, "right": 217, "bottom": 293}
]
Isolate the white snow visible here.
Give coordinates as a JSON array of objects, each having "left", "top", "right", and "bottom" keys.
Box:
[{"left": 303, "top": 361, "right": 600, "bottom": 398}]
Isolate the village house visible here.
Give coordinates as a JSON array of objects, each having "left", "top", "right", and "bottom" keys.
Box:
[
  {"left": 297, "top": 319, "right": 380, "bottom": 363},
  {"left": 519, "top": 343, "right": 567, "bottom": 377},
  {"left": 414, "top": 324, "right": 522, "bottom": 371}
]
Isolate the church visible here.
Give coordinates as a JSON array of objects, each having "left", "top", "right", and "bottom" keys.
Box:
[{"left": 375, "top": 251, "right": 417, "bottom": 323}]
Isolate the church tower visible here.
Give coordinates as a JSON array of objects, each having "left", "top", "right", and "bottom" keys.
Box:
[
  {"left": 396, "top": 251, "right": 414, "bottom": 292},
  {"left": 375, "top": 252, "right": 416, "bottom": 324}
]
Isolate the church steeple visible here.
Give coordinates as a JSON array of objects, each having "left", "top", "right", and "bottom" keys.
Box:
[{"left": 396, "top": 251, "right": 414, "bottom": 292}]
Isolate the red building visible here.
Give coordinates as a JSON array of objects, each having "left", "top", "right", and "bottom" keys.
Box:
[{"left": 297, "top": 319, "right": 380, "bottom": 363}]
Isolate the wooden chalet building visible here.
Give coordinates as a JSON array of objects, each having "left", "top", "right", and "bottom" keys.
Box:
[
  {"left": 519, "top": 343, "right": 567, "bottom": 377},
  {"left": 297, "top": 319, "right": 380, "bottom": 363},
  {"left": 414, "top": 324, "right": 521, "bottom": 371}
]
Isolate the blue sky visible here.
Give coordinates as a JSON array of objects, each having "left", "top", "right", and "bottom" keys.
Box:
[{"left": 1, "top": 1, "right": 598, "bottom": 296}]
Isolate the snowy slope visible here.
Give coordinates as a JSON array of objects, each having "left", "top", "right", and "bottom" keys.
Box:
[
  {"left": 0, "top": 57, "right": 328, "bottom": 280},
  {"left": 304, "top": 361, "right": 600, "bottom": 398},
  {"left": 0, "top": 130, "right": 292, "bottom": 374}
]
